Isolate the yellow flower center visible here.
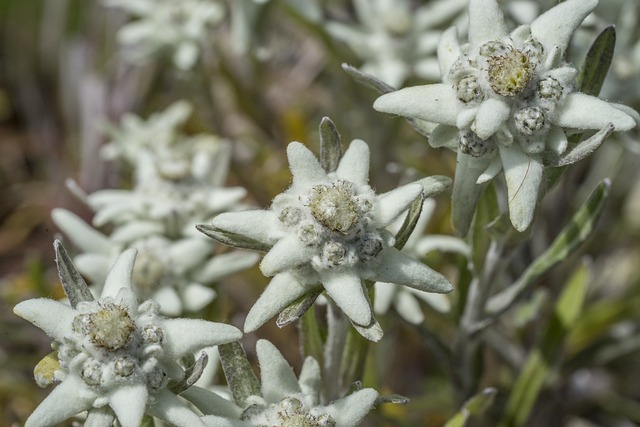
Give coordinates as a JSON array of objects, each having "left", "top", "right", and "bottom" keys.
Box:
[
  {"left": 307, "top": 181, "right": 359, "bottom": 234},
  {"left": 486, "top": 46, "right": 534, "bottom": 97}
]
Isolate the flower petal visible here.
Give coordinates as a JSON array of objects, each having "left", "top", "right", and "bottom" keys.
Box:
[
  {"left": 324, "top": 388, "right": 378, "bottom": 427},
  {"left": 322, "top": 271, "right": 372, "bottom": 326},
  {"left": 468, "top": 0, "right": 508, "bottom": 46},
  {"left": 287, "top": 142, "right": 329, "bottom": 189},
  {"left": 25, "top": 376, "right": 95, "bottom": 427},
  {"left": 547, "top": 125, "right": 568, "bottom": 156},
  {"left": 555, "top": 93, "right": 636, "bottom": 131},
  {"left": 530, "top": 0, "right": 597, "bottom": 55},
  {"left": 51, "top": 209, "right": 112, "bottom": 254},
  {"left": 162, "top": 319, "right": 242, "bottom": 360},
  {"left": 476, "top": 155, "right": 503, "bottom": 184},
  {"left": 499, "top": 145, "right": 545, "bottom": 232},
  {"left": 109, "top": 384, "right": 148, "bottom": 427},
  {"left": 193, "top": 251, "right": 260, "bottom": 283},
  {"left": 256, "top": 339, "right": 301, "bottom": 402},
  {"left": 75, "top": 253, "right": 112, "bottom": 283},
  {"left": 148, "top": 389, "right": 207, "bottom": 427},
  {"left": 181, "top": 386, "right": 242, "bottom": 418},
  {"left": 110, "top": 221, "right": 164, "bottom": 244},
  {"left": 473, "top": 98, "right": 511, "bottom": 140},
  {"left": 374, "top": 247, "right": 453, "bottom": 294},
  {"left": 244, "top": 271, "right": 313, "bottom": 333},
  {"left": 394, "top": 290, "right": 425, "bottom": 324},
  {"left": 210, "top": 210, "right": 278, "bottom": 246},
  {"left": 374, "top": 183, "right": 423, "bottom": 228},
  {"left": 168, "top": 238, "right": 213, "bottom": 273},
  {"left": 437, "top": 26, "right": 461, "bottom": 76},
  {"left": 374, "top": 282, "right": 397, "bottom": 315},
  {"left": 543, "top": 66, "right": 577, "bottom": 87},
  {"left": 260, "top": 234, "right": 315, "bottom": 277},
  {"left": 154, "top": 286, "right": 183, "bottom": 316},
  {"left": 336, "top": 139, "right": 370, "bottom": 185},
  {"left": 298, "top": 356, "right": 321, "bottom": 397},
  {"left": 183, "top": 283, "right": 217, "bottom": 312},
  {"left": 429, "top": 124, "right": 459, "bottom": 150},
  {"left": 13, "top": 299, "right": 76, "bottom": 342},
  {"left": 102, "top": 248, "right": 137, "bottom": 299},
  {"left": 451, "top": 150, "right": 494, "bottom": 236},
  {"left": 373, "top": 84, "right": 460, "bottom": 126},
  {"left": 206, "top": 187, "right": 248, "bottom": 212}
]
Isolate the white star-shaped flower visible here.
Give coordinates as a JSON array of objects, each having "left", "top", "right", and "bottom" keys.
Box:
[
  {"left": 327, "top": 0, "right": 467, "bottom": 87},
  {"left": 374, "top": 0, "right": 637, "bottom": 234},
  {"left": 14, "top": 243, "right": 243, "bottom": 427},
  {"left": 105, "top": 0, "right": 225, "bottom": 69},
  {"left": 205, "top": 140, "right": 452, "bottom": 340},
  {"left": 186, "top": 339, "right": 379, "bottom": 427}
]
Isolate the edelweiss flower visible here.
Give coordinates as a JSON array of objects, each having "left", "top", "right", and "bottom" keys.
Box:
[
  {"left": 327, "top": 0, "right": 467, "bottom": 87},
  {"left": 80, "top": 130, "right": 247, "bottom": 238},
  {"left": 374, "top": 199, "right": 470, "bottom": 324},
  {"left": 374, "top": 0, "right": 637, "bottom": 234},
  {"left": 204, "top": 140, "right": 452, "bottom": 339},
  {"left": 52, "top": 209, "right": 259, "bottom": 316},
  {"left": 105, "top": 0, "right": 225, "bottom": 69},
  {"left": 13, "top": 243, "right": 243, "bottom": 427},
  {"left": 187, "top": 340, "right": 379, "bottom": 427}
]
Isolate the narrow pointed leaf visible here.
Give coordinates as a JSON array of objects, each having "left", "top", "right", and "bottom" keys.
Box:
[
  {"left": 168, "top": 352, "right": 209, "bottom": 395},
  {"left": 548, "top": 124, "right": 614, "bottom": 167},
  {"left": 54, "top": 240, "right": 94, "bottom": 308},
  {"left": 196, "top": 224, "right": 272, "bottom": 252},
  {"left": 393, "top": 196, "right": 424, "bottom": 251},
  {"left": 277, "top": 287, "right": 323, "bottom": 328},
  {"left": 444, "top": 387, "right": 498, "bottom": 427},
  {"left": 374, "top": 394, "right": 409, "bottom": 406},
  {"left": 218, "top": 342, "right": 261, "bottom": 407},
  {"left": 319, "top": 117, "right": 342, "bottom": 172},
  {"left": 486, "top": 179, "right": 609, "bottom": 317},
  {"left": 576, "top": 26, "right": 616, "bottom": 97}
]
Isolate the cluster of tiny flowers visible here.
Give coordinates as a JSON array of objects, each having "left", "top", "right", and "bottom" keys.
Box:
[
  {"left": 275, "top": 178, "right": 387, "bottom": 271},
  {"left": 241, "top": 397, "right": 336, "bottom": 427},
  {"left": 60, "top": 298, "right": 167, "bottom": 393}
]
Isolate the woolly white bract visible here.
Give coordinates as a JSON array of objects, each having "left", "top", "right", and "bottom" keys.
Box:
[
  {"left": 374, "top": 0, "right": 637, "bottom": 234},
  {"left": 13, "top": 245, "right": 243, "bottom": 427},
  {"left": 207, "top": 139, "right": 453, "bottom": 340}
]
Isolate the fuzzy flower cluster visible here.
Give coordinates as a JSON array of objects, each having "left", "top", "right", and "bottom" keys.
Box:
[
  {"left": 55, "top": 102, "right": 258, "bottom": 315},
  {"left": 326, "top": 0, "right": 467, "bottom": 87},
  {"left": 205, "top": 139, "right": 452, "bottom": 340},
  {"left": 14, "top": 244, "right": 242, "bottom": 427},
  {"left": 374, "top": 0, "right": 638, "bottom": 234},
  {"left": 185, "top": 340, "right": 379, "bottom": 427},
  {"left": 104, "top": 0, "right": 225, "bottom": 69}
]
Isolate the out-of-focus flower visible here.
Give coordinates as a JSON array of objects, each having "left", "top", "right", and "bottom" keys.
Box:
[
  {"left": 374, "top": 0, "right": 637, "bottom": 234},
  {"left": 13, "top": 243, "right": 242, "bottom": 427},
  {"left": 105, "top": 0, "right": 225, "bottom": 69},
  {"left": 327, "top": 0, "right": 467, "bottom": 87},
  {"left": 204, "top": 139, "right": 452, "bottom": 340}
]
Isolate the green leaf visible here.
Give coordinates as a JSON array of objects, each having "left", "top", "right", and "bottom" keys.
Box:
[
  {"left": 218, "top": 342, "right": 261, "bottom": 407},
  {"left": 576, "top": 26, "right": 616, "bottom": 97},
  {"left": 499, "top": 263, "right": 589, "bottom": 427},
  {"left": 394, "top": 196, "right": 424, "bottom": 251},
  {"left": 196, "top": 223, "right": 272, "bottom": 252},
  {"left": 300, "top": 304, "right": 325, "bottom": 368},
  {"left": 168, "top": 352, "right": 209, "bottom": 395},
  {"left": 54, "top": 240, "right": 94, "bottom": 308},
  {"left": 374, "top": 394, "right": 410, "bottom": 406},
  {"left": 486, "top": 179, "right": 610, "bottom": 316},
  {"left": 444, "top": 387, "right": 498, "bottom": 427},
  {"left": 319, "top": 117, "right": 342, "bottom": 172},
  {"left": 276, "top": 287, "right": 323, "bottom": 328},
  {"left": 418, "top": 175, "right": 453, "bottom": 198}
]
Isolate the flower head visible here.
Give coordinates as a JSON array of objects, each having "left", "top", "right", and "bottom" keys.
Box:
[
  {"left": 373, "top": 0, "right": 638, "bottom": 234},
  {"left": 204, "top": 139, "right": 452, "bottom": 340},
  {"left": 13, "top": 242, "right": 243, "bottom": 427}
]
